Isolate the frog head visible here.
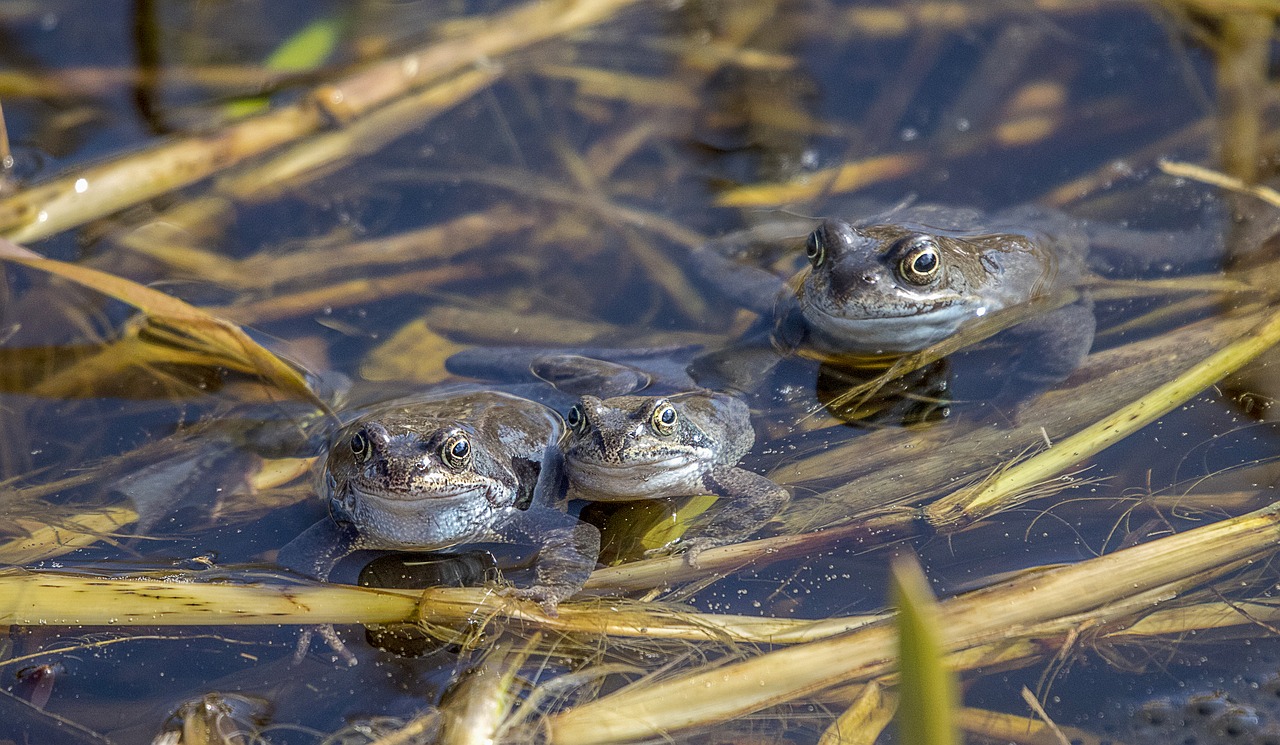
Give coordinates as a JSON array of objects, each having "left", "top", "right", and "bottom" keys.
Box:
[
  {"left": 796, "top": 217, "right": 1047, "bottom": 353},
  {"left": 563, "top": 394, "right": 721, "bottom": 501},
  {"left": 323, "top": 408, "right": 519, "bottom": 550},
  {"left": 797, "top": 218, "right": 998, "bottom": 353}
]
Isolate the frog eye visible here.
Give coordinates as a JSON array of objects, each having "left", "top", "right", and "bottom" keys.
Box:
[
  {"left": 349, "top": 430, "right": 371, "bottom": 462},
  {"left": 650, "top": 401, "right": 678, "bottom": 436},
  {"left": 898, "top": 238, "right": 941, "bottom": 285},
  {"left": 805, "top": 229, "right": 825, "bottom": 268},
  {"left": 566, "top": 404, "right": 586, "bottom": 432},
  {"left": 442, "top": 434, "right": 471, "bottom": 469}
]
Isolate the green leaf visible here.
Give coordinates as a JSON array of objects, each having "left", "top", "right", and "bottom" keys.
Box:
[
  {"left": 893, "top": 556, "right": 959, "bottom": 745},
  {"left": 225, "top": 16, "right": 342, "bottom": 118},
  {"left": 264, "top": 17, "right": 342, "bottom": 72}
]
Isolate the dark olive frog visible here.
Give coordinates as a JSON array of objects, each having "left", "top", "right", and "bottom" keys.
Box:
[
  {"left": 562, "top": 390, "right": 789, "bottom": 562},
  {"left": 794, "top": 205, "right": 1089, "bottom": 356},
  {"left": 689, "top": 202, "right": 1210, "bottom": 393}
]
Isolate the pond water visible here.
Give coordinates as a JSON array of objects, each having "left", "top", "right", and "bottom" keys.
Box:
[{"left": 2, "top": 1, "right": 1279, "bottom": 743}]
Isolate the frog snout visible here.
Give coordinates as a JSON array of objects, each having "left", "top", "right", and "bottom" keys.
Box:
[
  {"left": 825, "top": 267, "right": 878, "bottom": 302},
  {"left": 374, "top": 448, "right": 435, "bottom": 485},
  {"left": 594, "top": 431, "right": 633, "bottom": 460}
]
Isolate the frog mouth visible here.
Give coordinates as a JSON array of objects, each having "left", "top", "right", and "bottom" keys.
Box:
[
  {"left": 567, "top": 454, "right": 705, "bottom": 498},
  {"left": 570, "top": 452, "right": 699, "bottom": 472},
  {"left": 801, "top": 294, "right": 969, "bottom": 321},
  {"left": 350, "top": 481, "right": 495, "bottom": 507},
  {"left": 800, "top": 298, "right": 978, "bottom": 353},
  {"left": 360, "top": 483, "right": 488, "bottom": 501},
  {"left": 346, "top": 484, "right": 505, "bottom": 549}
]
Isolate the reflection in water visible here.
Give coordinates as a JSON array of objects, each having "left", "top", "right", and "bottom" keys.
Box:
[
  {"left": 815, "top": 357, "right": 952, "bottom": 427},
  {"left": 359, "top": 551, "right": 498, "bottom": 658}
]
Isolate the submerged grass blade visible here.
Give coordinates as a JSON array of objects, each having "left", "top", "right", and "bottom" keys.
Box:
[
  {"left": 0, "top": 507, "right": 138, "bottom": 564},
  {"left": 0, "top": 0, "right": 644, "bottom": 242},
  {"left": 925, "top": 303, "right": 1280, "bottom": 530},
  {"left": 583, "top": 512, "right": 920, "bottom": 593},
  {"left": 237, "top": 205, "right": 536, "bottom": 291},
  {"left": 218, "top": 67, "right": 502, "bottom": 201},
  {"left": 25, "top": 329, "right": 232, "bottom": 399},
  {"left": 0, "top": 569, "right": 883, "bottom": 645},
  {"left": 225, "top": 16, "right": 342, "bottom": 119},
  {"left": 1159, "top": 158, "right": 1280, "bottom": 207},
  {"left": 955, "top": 707, "right": 1114, "bottom": 745},
  {"left": 439, "top": 640, "right": 533, "bottom": 745},
  {"left": 360, "top": 319, "right": 468, "bottom": 385},
  {"left": 1103, "top": 598, "right": 1280, "bottom": 640},
  {"left": 817, "top": 682, "right": 895, "bottom": 745},
  {"left": 212, "top": 263, "right": 485, "bottom": 325},
  {"left": 893, "top": 557, "right": 959, "bottom": 745},
  {"left": 0, "top": 237, "right": 323, "bottom": 406},
  {"left": 715, "top": 153, "right": 926, "bottom": 206},
  {"left": 0, "top": 104, "right": 323, "bottom": 242},
  {"left": 0, "top": 570, "right": 421, "bottom": 626},
  {"left": 368, "top": 712, "right": 442, "bottom": 745}
]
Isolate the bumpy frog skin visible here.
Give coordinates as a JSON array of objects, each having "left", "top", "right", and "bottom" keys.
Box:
[
  {"left": 794, "top": 204, "right": 1089, "bottom": 354},
  {"left": 281, "top": 390, "right": 599, "bottom": 613},
  {"left": 564, "top": 391, "right": 789, "bottom": 559}
]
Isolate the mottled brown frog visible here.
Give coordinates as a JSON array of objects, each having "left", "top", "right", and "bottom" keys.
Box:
[
  {"left": 563, "top": 391, "right": 789, "bottom": 562},
  {"left": 281, "top": 390, "right": 598, "bottom": 611}
]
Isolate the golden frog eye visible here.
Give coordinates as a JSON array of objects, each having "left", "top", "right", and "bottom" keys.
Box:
[
  {"left": 566, "top": 404, "right": 586, "bottom": 432},
  {"left": 805, "top": 229, "right": 825, "bottom": 268},
  {"left": 898, "top": 238, "right": 941, "bottom": 285},
  {"left": 349, "top": 430, "right": 371, "bottom": 462},
  {"left": 650, "top": 401, "right": 678, "bottom": 436},
  {"left": 442, "top": 434, "right": 471, "bottom": 470}
]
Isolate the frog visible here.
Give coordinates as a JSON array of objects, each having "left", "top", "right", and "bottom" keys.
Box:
[
  {"left": 792, "top": 204, "right": 1090, "bottom": 357},
  {"left": 687, "top": 202, "right": 1215, "bottom": 397},
  {"left": 562, "top": 390, "right": 790, "bottom": 563},
  {"left": 278, "top": 389, "right": 599, "bottom": 615}
]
